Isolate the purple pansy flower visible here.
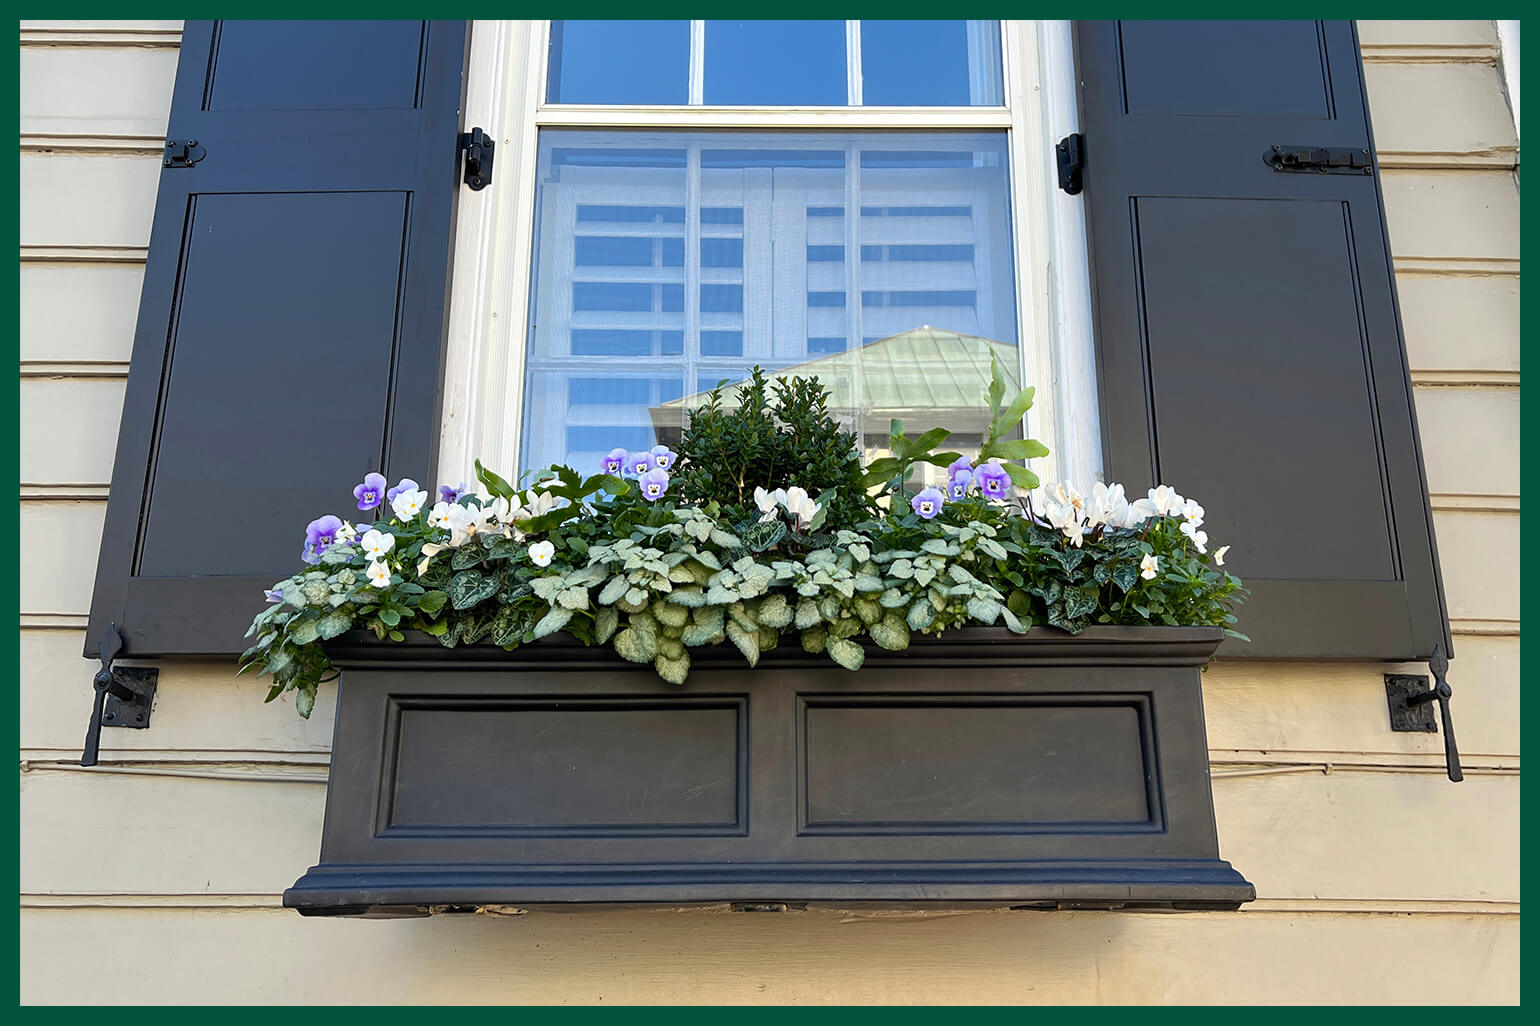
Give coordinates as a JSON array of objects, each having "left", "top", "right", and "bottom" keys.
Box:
[
  {"left": 974, "top": 458, "right": 1012, "bottom": 500},
  {"left": 385, "top": 478, "right": 419, "bottom": 505},
  {"left": 649, "top": 444, "right": 677, "bottom": 472},
  {"left": 264, "top": 588, "right": 284, "bottom": 603},
  {"left": 438, "top": 481, "right": 467, "bottom": 504},
  {"left": 947, "top": 456, "right": 974, "bottom": 479},
  {"left": 628, "top": 451, "right": 656, "bottom": 477},
  {"left": 353, "top": 472, "right": 387, "bottom": 511},
  {"left": 601, "top": 448, "right": 628, "bottom": 476},
  {"left": 301, "top": 514, "right": 343, "bottom": 564},
  {"left": 911, "top": 486, "right": 946, "bottom": 520},
  {"left": 948, "top": 468, "right": 974, "bottom": 500},
  {"left": 639, "top": 467, "right": 670, "bottom": 501}
]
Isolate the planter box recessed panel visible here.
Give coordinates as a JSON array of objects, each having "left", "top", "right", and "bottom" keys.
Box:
[
  {"left": 287, "top": 628, "right": 1254, "bottom": 915},
  {"left": 383, "top": 697, "right": 746, "bottom": 837},
  {"left": 800, "top": 695, "right": 1155, "bottom": 834}
]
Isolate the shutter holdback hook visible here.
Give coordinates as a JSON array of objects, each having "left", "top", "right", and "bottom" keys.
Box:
[
  {"left": 80, "top": 623, "right": 158, "bottom": 767},
  {"left": 1384, "top": 643, "right": 1463, "bottom": 783}
]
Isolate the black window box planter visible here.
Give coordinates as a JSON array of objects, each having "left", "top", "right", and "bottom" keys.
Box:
[{"left": 285, "top": 626, "right": 1254, "bottom": 917}]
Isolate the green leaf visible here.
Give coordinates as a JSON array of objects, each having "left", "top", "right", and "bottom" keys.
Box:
[
  {"left": 288, "top": 616, "right": 320, "bottom": 646},
  {"left": 490, "top": 604, "right": 527, "bottom": 647},
  {"left": 1064, "top": 586, "right": 1100, "bottom": 620},
  {"left": 416, "top": 590, "right": 448, "bottom": 617},
  {"left": 739, "top": 518, "right": 787, "bottom": 553},
  {"left": 593, "top": 606, "right": 620, "bottom": 644},
  {"left": 986, "top": 437, "right": 1051, "bottom": 461},
  {"left": 295, "top": 685, "right": 316, "bottom": 720},
  {"left": 991, "top": 386, "right": 1037, "bottom": 437},
  {"left": 725, "top": 620, "right": 760, "bottom": 667},
  {"left": 826, "top": 636, "right": 865, "bottom": 672},
  {"left": 868, "top": 615, "right": 910, "bottom": 652},
  {"left": 448, "top": 569, "right": 500, "bottom": 610},
  {"left": 532, "top": 606, "right": 573, "bottom": 639},
  {"left": 654, "top": 651, "right": 691, "bottom": 686},
  {"left": 966, "top": 596, "right": 1002, "bottom": 624},
  {"left": 316, "top": 611, "right": 352, "bottom": 640},
  {"left": 597, "top": 575, "right": 629, "bottom": 606},
  {"left": 1003, "top": 463, "right": 1040, "bottom": 490},
  {"left": 475, "top": 458, "right": 517, "bottom": 499},
  {"left": 908, "top": 426, "right": 952, "bottom": 456},
  {"left": 986, "top": 355, "right": 1007, "bottom": 419}
]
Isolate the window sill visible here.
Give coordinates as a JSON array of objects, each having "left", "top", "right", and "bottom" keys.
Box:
[{"left": 284, "top": 626, "right": 1254, "bottom": 917}]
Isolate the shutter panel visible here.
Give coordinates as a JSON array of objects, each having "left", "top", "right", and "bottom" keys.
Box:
[
  {"left": 86, "top": 21, "right": 468, "bottom": 657},
  {"left": 1074, "top": 21, "right": 1450, "bottom": 660}
]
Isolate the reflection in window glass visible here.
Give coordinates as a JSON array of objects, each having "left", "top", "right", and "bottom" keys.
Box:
[
  {"left": 704, "top": 21, "right": 848, "bottom": 105},
  {"left": 521, "top": 130, "right": 1021, "bottom": 477},
  {"left": 547, "top": 20, "right": 690, "bottom": 104},
  {"left": 546, "top": 21, "right": 1004, "bottom": 107},
  {"left": 860, "top": 21, "right": 1004, "bottom": 106}
]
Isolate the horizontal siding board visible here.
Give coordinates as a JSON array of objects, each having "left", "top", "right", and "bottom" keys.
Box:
[
  {"left": 18, "top": 632, "right": 1519, "bottom": 765},
  {"left": 19, "top": 152, "right": 160, "bottom": 249},
  {"left": 20, "top": 264, "right": 146, "bottom": 365},
  {"left": 19, "top": 501, "right": 105, "bottom": 616},
  {"left": 1203, "top": 636, "right": 1520, "bottom": 762},
  {"left": 1357, "top": 20, "right": 1498, "bottom": 49},
  {"left": 18, "top": 757, "right": 1518, "bottom": 903},
  {"left": 1365, "top": 63, "right": 1517, "bottom": 166},
  {"left": 19, "top": 46, "right": 176, "bottom": 140},
  {"left": 20, "top": 632, "right": 335, "bottom": 757},
  {"left": 1380, "top": 169, "right": 1521, "bottom": 262},
  {"left": 1431, "top": 510, "right": 1520, "bottom": 623},
  {"left": 1395, "top": 274, "right": 1519, "bottom": 374},
  {"left": 19, "top": 378, "right": 125, "bottom": 486},
  {"left": 1411, "top": 387, "right": 1520, "bottom": 498},
  {"left": 19, "top": 906, "right": 1519, "bottom": 1004}
]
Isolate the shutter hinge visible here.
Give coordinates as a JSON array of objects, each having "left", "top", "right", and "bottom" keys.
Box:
[
  {"left": 1264, "top": 144, "right": 1374, "bottom": 175},
  {"left": 1056, "top": 133, "right": 1085, "bottom": 195},
  {"left": 460, "top": 127, "right": 495, "bottom": 191},
  {"left": 80, "top": 623, "right": 158, "bottom": 767},
  {"left": 163, "top": 139, "right": 205, "bottom": 168},
  {"left": 1384, "top": 644, "right": 1463, "bottom": 783}
]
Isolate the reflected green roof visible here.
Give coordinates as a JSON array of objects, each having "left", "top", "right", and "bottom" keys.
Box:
[{"left": 653, "top": 327, "right": 1019, "bottom": 437}]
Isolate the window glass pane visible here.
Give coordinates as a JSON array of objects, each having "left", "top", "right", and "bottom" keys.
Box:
[
  {"left": 522, "top": 130, "right": 1021, "bottom": 479},
  {"left": 547, "top": 20, "right": 690, "bottom": 104},
  {"left": 859, "top": 21, "right": 1004, "bottom": 106},
  {"left": 704, "top": 21, "right": 847, "bottom": 105}
]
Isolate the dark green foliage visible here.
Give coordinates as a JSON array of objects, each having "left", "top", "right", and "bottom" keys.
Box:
[{"left": 673, "top": 367, "right": 873, "bottom": 531}]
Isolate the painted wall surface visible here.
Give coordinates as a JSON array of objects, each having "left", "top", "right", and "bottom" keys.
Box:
[{"left": 18, "top": 20, "right": 1520, "bottom": 1004}]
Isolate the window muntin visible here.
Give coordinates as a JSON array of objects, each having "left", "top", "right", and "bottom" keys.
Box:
[
  {"left": 520, "top": 129, "right": 1020, "bottom": 476},
  {"left": 545, "top": 20, "right": 1005, "bottom": 107}
]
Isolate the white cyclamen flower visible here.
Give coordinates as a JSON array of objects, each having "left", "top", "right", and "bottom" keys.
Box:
[
  {"left": 522, "top": 490, "right": 558, "bottom": 518},
  {"left": 754, "top": 486, "right": 787, "bottom": 522},
  {"left": 782, "top": 486, "right": 820, "bottom": 528},
  {"left": 366, "top": 561, "right": 392, "bottom": 588},
  {"left": 1145, "top": 484, "right": 1185, "bottom": 517},
  {"left": 1180, "top": 522, "right": 1209, "bottom": 554},
  {"left": 390, "top": 487, "right": 429, "bottom": 521},
  {"left": 360, "top": 529, "right": 395, "bottom": 560},
  {"left": 527, "top": 540, "right": 555, "bottom": 567},
  {"left": 1088, "top": 481, "right": 1128, "bottom": 529},
  {"left": 1140, "top": 554, "right": 1160, "bottom": 581},
  {"left": 1214, "top": 545, "right": 1230, "bottom": 567}
]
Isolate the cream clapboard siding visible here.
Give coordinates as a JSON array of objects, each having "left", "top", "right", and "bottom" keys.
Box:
[{"left": 18, "top": 20, "right": 1519, "bottom": 1004}]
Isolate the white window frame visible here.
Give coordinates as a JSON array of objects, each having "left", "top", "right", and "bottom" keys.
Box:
[{"left": 438, "top": 19, "right": 1102, "bottom": 492}]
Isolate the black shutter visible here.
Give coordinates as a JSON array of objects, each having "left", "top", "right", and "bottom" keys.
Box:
[
  {"left": 86, "top": 21, "right": 469, "bottom": 657},
  {"left": 1074, "top": 21, "right": 1449, "bottom": 660}
]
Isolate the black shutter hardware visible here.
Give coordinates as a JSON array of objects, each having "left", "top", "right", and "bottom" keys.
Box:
[
  {"left": 1264, "top": 144, "right": 1373, "bottom": 175},
  {"left": 163, "top": 138, "right": 205, "bottom": 168},
  {"left": 461, "top": 127, "right": 494, "bottom": 190},
  {"left": 1384, "top": 644, "right": 1463, "bottom": 783},
  {"left": 1056, "top": 133, "right": 1085, "bottom": 195},
  {"left": 80, "top": 623, "right": 158, "bottom": 767}
]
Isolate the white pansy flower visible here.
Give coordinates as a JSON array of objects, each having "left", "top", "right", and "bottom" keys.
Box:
[
  {"left": 390, "top": 487, "right": 428, "bottom": 521},
  {"left": 527, "top": 540, "right": 555, "bottom": 567},
  {"left": 1179, "top": 497, "right": 1205, "bottom": 527},
  {"left": 1214, "top": 545, "right": 1230, "bottom": 567},
  {"left": 360, "top": 529, "right": 395, "bottom": 560},
  {"left": 1140, "top": 554, "right": 1160, "bottom": 581},
  {"left": 1145, "top": 484, "right": 1185, "bottom": 517},
  {"left": 427, "top": 501, "right": 457, "bottom": 530},
  {"left": 335, "top": 521, "right": 359, "bottom": 544},
  {"left": 782, "top": 486, "right": 820, "bottom": 529},
  {"left": 1180, "top": 522, "right": 1209, "bottom": 554},
  {"left": 366, "top": 561, "right": 392, "bottom": 588}
]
